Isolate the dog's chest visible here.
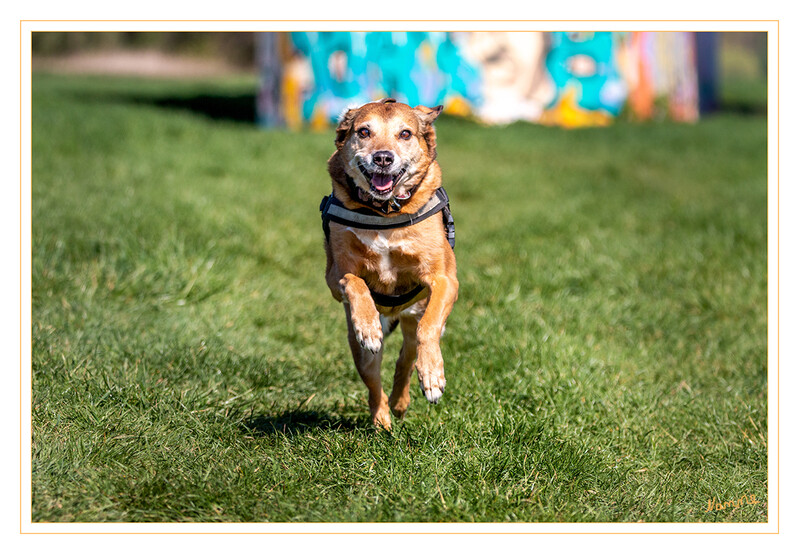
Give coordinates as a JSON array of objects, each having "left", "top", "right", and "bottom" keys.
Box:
[{"left": 347, "top": 228, "right": 412, "bottom": 281}]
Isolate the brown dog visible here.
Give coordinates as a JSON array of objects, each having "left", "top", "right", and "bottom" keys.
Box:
[{"left": 321, "top": 98, "right": 458, "bottom": 430}]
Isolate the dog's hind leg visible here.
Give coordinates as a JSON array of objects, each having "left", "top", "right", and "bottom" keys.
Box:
[
  {"left": 380, "top": 314, "right": 400, "bottom": 338},
  {"left": 388, "top": 311, "right": 421, "bottom": 419},
  {"left": 345, "top": 304, "right": 391, "bottom": 430}
]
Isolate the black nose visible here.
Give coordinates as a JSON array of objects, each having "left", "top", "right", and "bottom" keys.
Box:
[{"left": 372, "top": 150, "right": 394, "bottom": 168}]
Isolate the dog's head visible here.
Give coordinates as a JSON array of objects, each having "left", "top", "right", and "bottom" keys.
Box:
[{"left": 332, "top": 98, "right": 443, "bottom": 205}]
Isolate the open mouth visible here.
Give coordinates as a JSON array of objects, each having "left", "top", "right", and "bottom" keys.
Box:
[{"left": 358, "top": 163, "right": 406, "bottom": 196}]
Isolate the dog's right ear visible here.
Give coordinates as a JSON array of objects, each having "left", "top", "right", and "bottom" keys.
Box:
[{"left": 335, "top": 108, "right": 357, "bottom": 149}]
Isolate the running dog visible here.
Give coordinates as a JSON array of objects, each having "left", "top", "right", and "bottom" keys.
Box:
[{"left": 320, "top": 98, "right": 458, "bottom": 430}]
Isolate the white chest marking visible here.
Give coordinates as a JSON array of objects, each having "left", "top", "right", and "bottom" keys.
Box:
[{"left": 347, "top": 228, "right": 411, "bottom": 282}]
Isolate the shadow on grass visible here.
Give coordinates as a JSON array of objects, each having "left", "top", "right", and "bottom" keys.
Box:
[
  {"left": 241, "top": 410, "right": 365, "bottom": 436},
  {"left": 145, "top": 93, "right": 257, "bottom": 124},
  {"left": 70, "top": 90, "right": 258, "bottom": 125},
  {"left": 718, "top": 99, "right": 768, "bottom": 116}
]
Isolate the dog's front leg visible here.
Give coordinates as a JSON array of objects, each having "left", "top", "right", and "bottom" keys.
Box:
[
  {"left": 415, "top": 273, "right": 459, "bottom": 404},
  {"left": 338, "top": 273, "right": 383, "bottom": 353},
  {"left": 344, "top": 302, "right": 391, "bottom": 430},
  {"left": 336, "top": 273, "right": 391, "bottom": 429}
]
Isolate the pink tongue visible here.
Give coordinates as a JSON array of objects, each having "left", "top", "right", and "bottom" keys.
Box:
[{"left": 371, "top": 173, "right": 394, "bottom": 191}]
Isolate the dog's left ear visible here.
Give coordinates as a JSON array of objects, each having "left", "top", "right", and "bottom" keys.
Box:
[
  {"left": 414, "top": 104, "right": 444, "bottom": 159},
  {"left": 415, "top": 104, "right": 443, "bottom": 126},
  {"left": 335, "top": 108, "right": 358, "bottom": 149}
]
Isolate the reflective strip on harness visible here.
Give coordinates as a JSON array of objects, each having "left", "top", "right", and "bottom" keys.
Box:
[
  {"left": 321, "top": 187, "right": 455, "bottom": 248},
  {"left": 325, "top": 192, "right": 442, "bottom": 229}
]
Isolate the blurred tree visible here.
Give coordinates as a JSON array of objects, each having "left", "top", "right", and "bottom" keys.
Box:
[{"left": 31, "top": 32, "right": 256, "bottom": 68}]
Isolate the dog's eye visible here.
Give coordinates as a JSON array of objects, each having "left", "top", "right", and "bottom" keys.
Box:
[
  {"left": 399, "top": 129, "right": 412, "bottom": 140},
  {"left": 357, "top": 128, "right": 371, "bottom": 139}
]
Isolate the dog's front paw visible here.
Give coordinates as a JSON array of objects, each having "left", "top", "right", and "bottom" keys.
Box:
[
  {"left": 419, "top": 372, "right": 446, "bottom": 404},
  {"left": 353, "top": 317, "right": 383, "bottom": 353},
  {"left": 416, "top": 347, "right": 446, "bottom": 404}
]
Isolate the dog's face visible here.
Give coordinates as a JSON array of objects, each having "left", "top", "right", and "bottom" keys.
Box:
[{"left": 334, "top": 99, "right": 443, "bottom": 203}]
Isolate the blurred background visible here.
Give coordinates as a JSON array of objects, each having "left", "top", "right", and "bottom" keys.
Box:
[{"left": 32, "top": 31, "right": 767, "bottom": 128}]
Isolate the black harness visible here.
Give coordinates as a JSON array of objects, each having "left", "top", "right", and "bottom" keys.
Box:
[{"left": 320, "top": 187, "right": 455, "bottom": 307}]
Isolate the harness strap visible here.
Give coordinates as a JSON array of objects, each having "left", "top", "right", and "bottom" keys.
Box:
[
  {"left": 321, "top": 187, "right": 448, "bottom": 230},
  {"left": 370, "top": 284, "right": 427, "bottom": 307},
  {"left": 321, "top": 187, "right": 455, "bottom": 307}
]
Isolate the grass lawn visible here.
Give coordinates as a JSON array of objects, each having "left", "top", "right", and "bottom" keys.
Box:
[{"left": 31, "top": 73, "right": 767, "bottom": 523}]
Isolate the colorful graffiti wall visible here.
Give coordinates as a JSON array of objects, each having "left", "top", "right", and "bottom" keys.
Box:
[{"left": 258, "top": 32, "right": 699, "bottom": 129}]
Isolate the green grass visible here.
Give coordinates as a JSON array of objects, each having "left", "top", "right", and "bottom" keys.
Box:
[
  {"left": 718, "top": 34, "right": 768, "bottom": 114},
  {"left": 31, "top": 73, "right": 767, "bottom": 523}
]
